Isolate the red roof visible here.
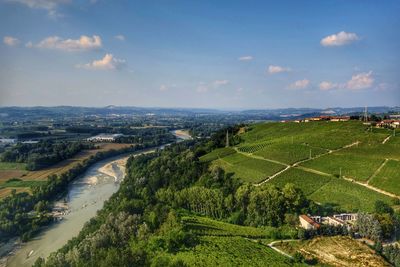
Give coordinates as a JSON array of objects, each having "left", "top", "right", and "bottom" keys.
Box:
[{"left": 300, "top": 215, "right": 320, "bottom": 228}]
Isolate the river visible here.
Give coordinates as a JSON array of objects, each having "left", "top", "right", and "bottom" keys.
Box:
[{"left": 4, "top": 130, "right": 192, "bottom": 267}]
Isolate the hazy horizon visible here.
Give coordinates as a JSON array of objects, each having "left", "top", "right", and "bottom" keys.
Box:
[{"left": 1, "top": 1, "right": 399, "bottom": 108}]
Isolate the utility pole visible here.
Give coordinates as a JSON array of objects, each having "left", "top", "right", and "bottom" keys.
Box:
[
  {"left": 309, "top": 149, "right": 312, "bottom": 159},
  {"left": 364, "top": 106, "right": 368, "bottom": 122},
  {"left": 226, "top": 130, "right": 229, "bottom": 148}
]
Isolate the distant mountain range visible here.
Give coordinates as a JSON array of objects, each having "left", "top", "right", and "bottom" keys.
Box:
[{"left": 0, "top": 106, "right": 399, "bottom": 121}]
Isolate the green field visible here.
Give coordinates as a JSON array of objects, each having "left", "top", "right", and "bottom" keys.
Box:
[
  {"left": 171, "top": 215, "right": 306, "bottom": 266},
  {"left": 254, "top": 143, "right": 327, "bottom": 165},
  {"left": 0, "top": 179, "right": 46, "bottom": 189},
  {"left": 269, "top": 168, "right": 332, "bottom": 195},
  {"left": 309, "top": 178, "right": 393, "bottom": 212},
  {"left": 172, "top": 236, "right": 305, "bottom": 267},
  {"left": 369, "top": 160, "right": 400, "bottom": 195},
  {"left": 300, "top": 150, "right": 384, "bottom": 181},
  {"left": 199, "top": 147, "right": 236, "bottom": 162},
  {"left": 0, "top": 162, "right": 27, "bottom": 170},
  {"left": 211, "top": 153, "right": 285, "bottom": 183}
]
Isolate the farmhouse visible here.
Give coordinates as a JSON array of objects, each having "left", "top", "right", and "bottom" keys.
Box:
[
  {"left": 299, "top": 213, "right": 358, "bottom": 229},
  {"left": 299, "top": 215, "right": 321, "bottom": 230},
  {"left": 376, "top": 120, "right": 400, "bottom": 129},
  {"left": 87, "top": 133, "right": 123, "bottom": 142}
]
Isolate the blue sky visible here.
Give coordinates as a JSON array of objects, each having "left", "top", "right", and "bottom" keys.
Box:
[{"left": 0, "top": 0, "right": 399, "bottom": 109}]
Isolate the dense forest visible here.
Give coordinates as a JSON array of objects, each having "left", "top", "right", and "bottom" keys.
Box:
[{"left": 0, "top": 141, "right": 94, "bottom": 170}]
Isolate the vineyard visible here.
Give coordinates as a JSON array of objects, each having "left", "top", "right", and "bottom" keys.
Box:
[
  {"left": 200, "top": 120, "right": 398, "bottom": 212},
  {"left": 172, "top": 215, "right": 306, "bottom": 266},
  {"left": 211, "top": 153, "right": 285, "bottom": 183},
  {"left": 370, "top": 160, "right": 400, "bottom": 195},
  {"left": 268, "top": 168, "right": 332, "bottom": 195},
  {"left": 309, "top": 178, "right": 393, "bottom": 212}
]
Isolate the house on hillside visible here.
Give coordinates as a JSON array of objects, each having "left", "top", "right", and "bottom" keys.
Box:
[
  {"left": 299, "top": 213, "right": 358, "bottom": 229},
  {"left": 299, "top": 215, "right": 321, "bottom": 230},
  {"left": 376, "top": 120, "right": 400, "bottom": 129}
]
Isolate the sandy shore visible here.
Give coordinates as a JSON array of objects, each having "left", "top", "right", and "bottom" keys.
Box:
[
  {"left": 98, "top": 157, "right": 129, "bottom": 182},
  {"left": 173, "top": 130, "right": 192, "bottom": 140}
]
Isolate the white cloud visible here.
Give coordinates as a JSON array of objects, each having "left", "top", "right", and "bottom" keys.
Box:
[
  {"left": 320, "top": 31, "right": 360, "bottom": 47},
  {"left": 159, "top": 84, "right": 168, "bottom": 91},
  {"left": 238, "top": 56, "right": 253, "bottom": 61},
  {"left": 319, "top": 71, "right": 374, "bottom": 91},
  {"left": 115, "top": 35, "right": 125, "bottom": 41},
  {"left": 25, "top": 41, "right": 33, "bottom": 48},
  {"left": 3, "top": 36, "right": 19, "bottom": 46},
  {"left": 213, "top": 80, "right": 229, "bottom": 86},
  {"left": 288, "top": 79, "right": 310, "bottom": 89},
  {"left": 36, "top": 35, "right": 102, "bottom": 51},
  {"left": 6, "top": 0, "right": 71, "bottom": 18},
  {"left": 77, "top": 54, "right": 125, "bottom": 70},
  {"left": 319, "top": 81, "right": 338, "bottom": 91},
  {"left": 196, "top": 80, "right": 229, "bottom": 93},
  {"left": 346, "top": 71, "right": 374, "bottom": 90},
  {"left": 268, "top": 65, "right": 290, "bottom": 74}
]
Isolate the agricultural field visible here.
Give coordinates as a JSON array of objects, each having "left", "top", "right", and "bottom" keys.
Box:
[
  {"left": 199, "top": 147, "right": 236, "bottom": 162},
  {"left": 211, "top": 153, "right": 285, "bottom": 183},
  {"left": 173, "top": 236, "right": 305, "bottom": 267},
  {"left": 200, "top": 120, "right": 398, "bottom": 212},
  {"left": 309, "top": 178, "right": 393, "bottom": 212},
  {"left": 254, "top": 143, "right": 327, "bottom": 165},
  {"left": 174, "top": 215, "right": 306, "bottom": 267},
  {"left": 274, "top": 236, "right": 390, "bottom": 267},
  {"left": 300, "top": 150, "right": 384, "bottom": 182},
  {"left": 0, "top": 143, "right": 132, "bottom": 198},
  {"left": 239, "top": 121, "right": 388, "bottom": 150},
  {"left": 369, "top": 160, "right": 400, "bottom": 195},
  {"left": 268, "top": 168, "right": 332, "bottom": 195}
]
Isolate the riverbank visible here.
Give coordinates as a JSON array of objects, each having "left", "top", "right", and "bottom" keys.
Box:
[{"left": 3, "top": 154, "right": 130, "bottom": 267}]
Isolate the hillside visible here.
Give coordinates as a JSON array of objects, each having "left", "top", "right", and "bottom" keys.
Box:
[{"left": 201, "top": 121, "right": 400, "bottom": 212}]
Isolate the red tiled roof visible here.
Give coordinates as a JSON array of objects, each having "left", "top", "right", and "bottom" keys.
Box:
[{"left": 300, "top": 215, "right": 320, "bottom": 228}]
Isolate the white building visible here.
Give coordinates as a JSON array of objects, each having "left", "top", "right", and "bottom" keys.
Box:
[{"left": 87, "top": 134, "right": 123, "bottom": 142}]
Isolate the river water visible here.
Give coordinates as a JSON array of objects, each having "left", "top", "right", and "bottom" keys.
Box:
[{"left": 4, "top": 130, "right": 191, "bottom": 267}]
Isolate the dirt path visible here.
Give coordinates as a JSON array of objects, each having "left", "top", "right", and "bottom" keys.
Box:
[
  {"left": 367, "top": 159, "right": 389, "bottom": 184},
  {"left": 267, "top": 240, "right": 298, "bottom": 259},
  {"left": 382, "top": 135, "right": 392, "bottom": 144},
  {"left": 342, "top": 176, "right": 399, "bottom": 199}
]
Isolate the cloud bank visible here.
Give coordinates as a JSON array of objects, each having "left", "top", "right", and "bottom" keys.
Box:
[
  {"left": 36, "top": 35, "right": 102, "bottom": 51},
  {"left": 77, "top": 54, "right": 125, "bottom": 70}
]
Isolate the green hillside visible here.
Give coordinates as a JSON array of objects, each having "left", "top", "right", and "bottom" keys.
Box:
[{"left": 202, "top": 121, "right": 398, "bottom": 212}]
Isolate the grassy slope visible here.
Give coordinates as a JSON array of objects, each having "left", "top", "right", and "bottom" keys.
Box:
[
  {"left": 310, "top": 178, "right": 392, "bottom": 212},
  {"left": 370, "top": 159, "right": 400, "bottom": 195},
  {"left": 202, "top": 121, "right": 397, "bottom": 212},
  {"left": 269, "top": 168, "right": 332, "bottom": 195},
  {"left": 211, "top": 153, "right": 285, "bottom": 184},
  {"left": 171, "top": 215, "right": 307, "bottom": 267}
]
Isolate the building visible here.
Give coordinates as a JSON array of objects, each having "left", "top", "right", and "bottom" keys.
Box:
[
  {"left": 87, "top": 133, "right": 123, "bottom": 142},
  {"left": 299, "top": 215, "right": 321, "bottom": 230},
  {"left": 376, "top": 120, "right": 400, "bottom": 129},
  {"left": 333, "top": 213, "right": 358, "bottom": 222},
  {"left": 299, "top": 213, "right": 358, "bottom": 229}
]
